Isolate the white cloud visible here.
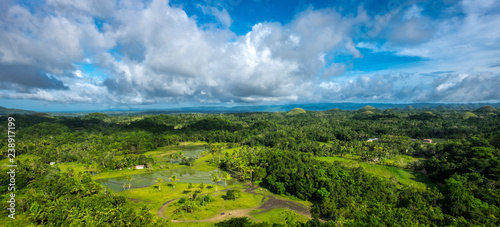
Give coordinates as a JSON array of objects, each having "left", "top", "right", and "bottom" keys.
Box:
[
  {"left": 197, "top": 4, "right": 233, "bottom": 28},
  {"left": 1, "top": 0, "right": 500, "bottom": 106}
]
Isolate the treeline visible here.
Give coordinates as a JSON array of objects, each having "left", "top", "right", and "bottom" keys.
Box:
[{"left": 2, "top": 107, "right": 499, "bottom": 168}]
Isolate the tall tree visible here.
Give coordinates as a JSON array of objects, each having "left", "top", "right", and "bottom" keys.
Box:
[
  {"left": 169, "top": 175, "right": 179, "bottom": 190},
  {"left": 156, "top": 177, "right": 163, "bottom": 191},
  {"left": 126, "top": 175, "right": 132, "bottom": 189},
  {"left": 212, "top": 173, "right": 221, "bottom": 191},
  {"left": 221, "top": 172, "right": 232, "bottom": 187}
]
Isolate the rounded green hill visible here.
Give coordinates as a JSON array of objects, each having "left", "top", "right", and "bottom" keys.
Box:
[
  {"left": 475, "top": 105, "right": 497, "bottom": 113},
  {"left": 287, "top": 108, "right": 306, "bottom": 115},
  {"left": 360, "top": 105, "right": 376, "bottom": 111},
  {"left": 461, "top": 112, "right": 477, "bottom": 119}
]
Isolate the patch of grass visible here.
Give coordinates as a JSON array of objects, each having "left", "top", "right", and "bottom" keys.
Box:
[
  {"left": 316, "top": 156, "right": 437, "bottom": 190},
  {"left": 252, "top": 208, "right": 309, "bottom": 225},
  {"left": 0, "top": 154, "right": 39, "bottom": 167},
  {"left": 120, "top": 182, "right": 222, "bottom": 215},
  {"left": 191, "top": 155, "right": 218, "bottom": 171},
  {"left": 382, "top": 155, "right": 424, "bottom": 168},
  {"left": 254, "top": 188, "right": 312, "bottom": 207},
  {"left": 179, "top": 141, "right": 208, "bottom": 146},
  {"left": 171, "top": 223, "right": 214, "bottom": 227},
  {"left": 56, "top": 162, "right": 88, "bottom": 173},
  {"left": 119, "top": 182, "right": 243, "bottom": 217},
  {"left": 164, "top": 189, "right": 263, "bottom": 220},
  {"left": 91, "top": 167, "right": 159, "bottom": 180}
]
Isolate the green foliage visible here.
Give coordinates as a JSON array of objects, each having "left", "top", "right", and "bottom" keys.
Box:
[
  {"left": 1, "top": 160, "right": 166, "bottom": 226},
  {"left": 474, "top": 105, "right": 497, "bottom": 113},
  {"left": 189, "top": 117, "right": 243, "bottom": 131},
  {"left": 222, "top": 189, "right": 241, "bottom": 200},
  {"left": 215, "top": 217, "right": 257, "bottom": 227},
  {"left": 1, "top": 108, "right": 500, "bottom": 226},
  {"left": 461, "top": 111, "right": 477, "bottom": 119}
]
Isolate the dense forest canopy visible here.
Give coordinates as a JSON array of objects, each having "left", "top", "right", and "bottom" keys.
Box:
[{"left": 0, "top": 106, "right": 499, "bottom": 226}]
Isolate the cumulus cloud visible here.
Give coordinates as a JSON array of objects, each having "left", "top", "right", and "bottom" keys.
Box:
[
  {"left": 358, "top": 1, "right": 500, "bottom": 74},
  {"left": 317, "top": 72, "right": 500, "bottom": 103},
  {"left": 1, "top": 0, "right": 499, "bottom": 107},
  {"left": 101, "top": 2, "right": 366, "bottom": 103},
  {"left": 0, "top": 2, "right": 114, "bottom": 93},
  {"left": 416, "top": 72, "right": 500, "bottom": 102},
  {"left": 197, "top": 4, "right": 233, "bottom": 28}
]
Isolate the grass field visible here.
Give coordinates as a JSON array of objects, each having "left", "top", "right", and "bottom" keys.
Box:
[
  {"left": 316, "top": 156, "right": 437, "bottom": 190},
  {"left": 0, "top": 154, "right": 38, "bottom": 168},
  {"left": 163, "top": 189, "right": 263, "bottom": 220},
  {"left": 120, "top": 182, "right": 241, "bottom": 215},
  {"left": 255, "top": 188, "right": 312, "bottom": 207},
  {"left": 56, "top": 161, "right": 88, "bottom": 173},
  {"left": 381, "top": 155, "right": 425, "bottom": 168},
  {"left": 252, "top": 208, "right": 310, "bottom": 225}
]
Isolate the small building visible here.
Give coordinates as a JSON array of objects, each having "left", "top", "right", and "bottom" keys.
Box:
[
  {"left": 136, "top": 165, "right": 145, "bottom": 169},
  {"left": 49, "top": 162, "right": 56, "bottom": 165},
  {"left": 423, "top": 139, "right": 432, "bottom": 143},
  {"left": 367, "top": 138, "right": 379, "bottom": 142}
]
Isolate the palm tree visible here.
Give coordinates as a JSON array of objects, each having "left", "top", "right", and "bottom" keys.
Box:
[
  {"left": 169, "top": 175, "right": 179, "bottom": 190},
  {"left": 156, "top": 177, "right": 163, "bottom": 191},
  {"left": 221, "top": 172, "right": 232, "bottom": 187},
  {"left": 248, "top": 167, "right": 256, "bottom": 187},
  {"left": 126, "top": 175, "right": 132, "bottom": 189},
  {"left": 209, "top": 144, "right": 217, "bottom": 162},
  {"left": 211, "top": 173, "right": 221, "bottom": 191},
  {"left": 198, "top": 182, "right": 205, "bottom": 191},
  {"left": 238, "top": 161, "right": 246, "bottom": 178}
]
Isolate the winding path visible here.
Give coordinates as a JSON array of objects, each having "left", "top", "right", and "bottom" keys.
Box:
[{"left": 159, "top": 186, "right": 312, "bottom": 223}]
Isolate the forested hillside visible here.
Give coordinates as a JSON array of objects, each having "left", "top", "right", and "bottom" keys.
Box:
[{"left": 0, "top": 106, "right": 499, "bottom": 226}]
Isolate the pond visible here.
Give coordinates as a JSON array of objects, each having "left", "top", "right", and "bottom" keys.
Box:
[{"left": 96, "top": 167, "right": 240, "bottom": 192}]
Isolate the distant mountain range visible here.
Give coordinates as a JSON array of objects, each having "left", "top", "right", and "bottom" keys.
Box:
[
  {"left": 132, "top": 103, "right": 500, "bottom": 115},
  {"left": 0, "top": 106, "right": 38, "bottom": 115},
  {"left": 2, "top": 102, "right": 499, "bottom": 116}
]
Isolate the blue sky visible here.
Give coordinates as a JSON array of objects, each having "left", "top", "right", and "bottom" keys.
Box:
[{"left": 1, "top": 0, "right": 500, "bottom": 111}]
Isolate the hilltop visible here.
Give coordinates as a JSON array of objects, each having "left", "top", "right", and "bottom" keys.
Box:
[{"left": 287, "top": 108, "right": 306, "bottom": 115}]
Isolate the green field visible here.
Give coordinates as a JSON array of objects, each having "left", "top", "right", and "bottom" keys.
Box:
[
  {"left": 163, "top": 190, "right": 263, "bottom": 220},
  {"left": 0, "top": 154, "right": 38, "bottom": 168}
]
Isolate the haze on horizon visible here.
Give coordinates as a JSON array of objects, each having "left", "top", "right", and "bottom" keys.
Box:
[{"left": 1, "top": 0, "right": 500, "bottom": 111}]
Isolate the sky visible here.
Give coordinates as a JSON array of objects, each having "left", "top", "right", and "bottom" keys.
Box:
[{"left": 1, "top": 0, "right": 500, "bottom": 111}]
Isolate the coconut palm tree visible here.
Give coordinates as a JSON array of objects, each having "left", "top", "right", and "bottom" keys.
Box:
[
  {"left": 221, "top": 172, "right": 232, "bottom": 187},
  {"left": 156, "top": 177, "right": 163, "bottom": 191},
  {"left": 209, "top": 144, "right": 218, "bottom": 162},
  {"left": 126, "top": 175, "right": 132, "bottom": 189},
  {"left": 248, "top": 167, "right": 255, "bottom": 187},
  {"left": 211, "top": 173, "right": 221, "bottom": 191},
  {"left": 169, "top": 175, "right": 179, "bottom": 190}
]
